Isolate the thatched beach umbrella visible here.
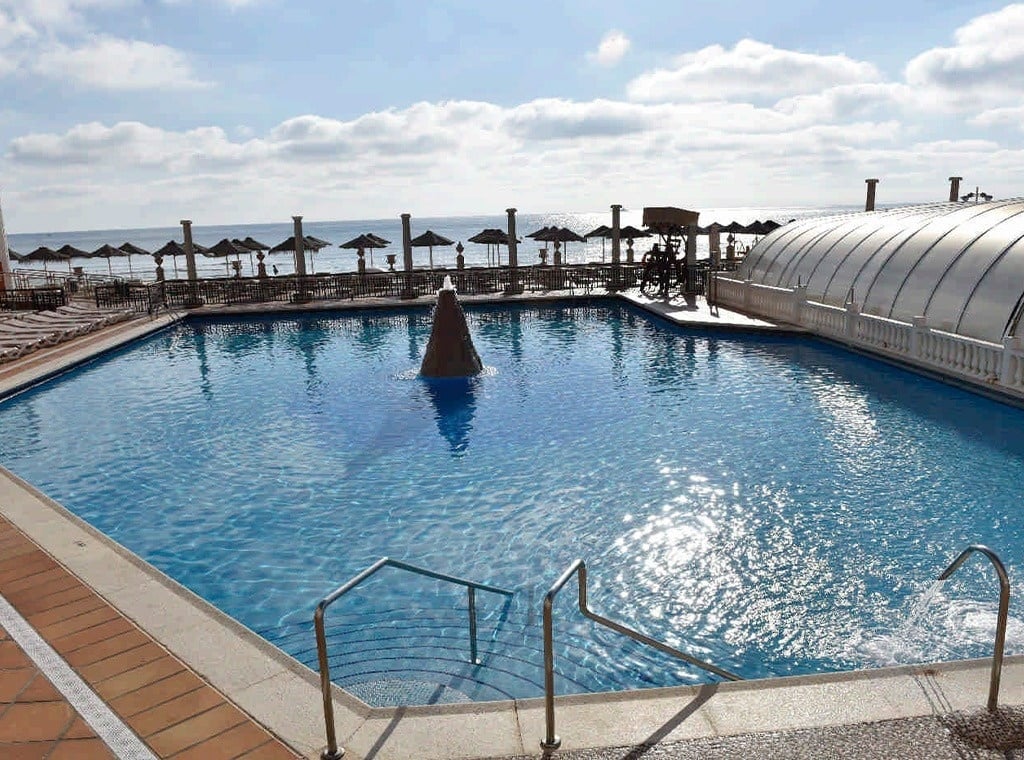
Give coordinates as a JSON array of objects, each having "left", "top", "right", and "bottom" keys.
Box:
[
  {"left": 91, "top": 244, "right": 126, "bottom": 277},
  {"left": 340, "top": 233, "right": 389, "bottom": 268},
  {"left": 118, "top": 242, "right": 150, "bottom": 278},
  {"left": 270, "top": 236, "right": 322, "bottom": 274},
  {"left": 304, "top": 236, "right": 331, "bottom": 272},
  {"left": 232, "top": 238, "right": 270, "bottom": 275},
  {"left": 539, "top": 227, "right": 586, "bottom": 264},
  {"left": 583, "top": 224, "right": 612, "bottom": 261},
  {"left": 468, "top": 228, "right": 518, "bottom": 267},
  {"left": 55, "top": 244, "right": 89, "bottom": 259},
  {"left": 207, "top": 238, "right": 250, "bottom": 277},
  {"left": 153, "top": 241, "right": 190, "bottom": 278},
  {"left": 23, "top": 246, "right": 69, "bottom": 272},
  {"left": 409, "top": 230, "right": 454, "bottom": 270},
  {"left": 55, "top": 244, "right": 89, "bottom": 273}
]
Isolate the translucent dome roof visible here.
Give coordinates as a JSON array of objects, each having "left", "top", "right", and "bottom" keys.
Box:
[{"left": 736, "top": 199, "right": 1024, "bottom": 343}]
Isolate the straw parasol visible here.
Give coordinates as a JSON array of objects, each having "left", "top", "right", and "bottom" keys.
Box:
[
  {"left": 468, "top": 228, "right": 518, "bottom": 267},
  {"left": 537, "top": 227, "right": 586, "bottom": 264},
  {"left": 269, "top": 236, "right": 323, "bottom": 275},
  {"left": 207, "top": 238, "right": 250, "bottom": 277},
  {"left": 153, "top": 241, "right": 189, "bottom": 278},
  {"left": 232, "top": 238, "right": 270, "bottom": 275},
  {"left": 119, "top": 242, "right": 150, "bottom": 277},
  {"left": 54, "top": 244, "right": 89, "bottom": 273},
  {"left": 23, "top": 246, "right": 68, "bottom": 272},
  {"left": 55, "top": 244, "right": 89, "bottom": 259},
  {"left": 409, "top": 230, "right": 454, "bottom": 270},
  {"left": 340, "top": 233, "right": 389, "bottom": 268},
  {"left": 91, "top": 244, "right": 126, "bottom": 277}
]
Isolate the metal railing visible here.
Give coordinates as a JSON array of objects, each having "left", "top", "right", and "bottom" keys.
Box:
[
  {"left": 937, "top": 544, "right": 1010, "bottom": 712},
  {"left": 0, "top": 286, "right": 67, "bottom": 311},
  {"left": 313, "top": 557, "right": 514, "bottom": 760},
  {"left": 82, "top": 263, "right": 648, "bottom": 312},
  {"left": 541, "top": 559, "right": 742, "bottom": 751}
]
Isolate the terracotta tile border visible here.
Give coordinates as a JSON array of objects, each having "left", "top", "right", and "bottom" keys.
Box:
[{"left": 0, "top": 515, "right": 301, "bottom": 759}]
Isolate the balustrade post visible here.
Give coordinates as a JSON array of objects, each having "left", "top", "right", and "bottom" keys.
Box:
[
  {"left": 743, "top": 279, "right": 753, "bottom": 312},
  {"left": 845, "top": 300, "right": 860, "bottom": 340},
  {"left": 1000, "top": 335, "right": 1021, "bottom": 387},
  {"left": 910, "top": 316, "right": 928, "bottom": 360},
  {"left": 791, "top": 284, "right": 807, "bottom": 325}
]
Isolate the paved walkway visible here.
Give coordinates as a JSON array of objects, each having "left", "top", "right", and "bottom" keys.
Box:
[
  {"left": 0, "top": 622, "right": 116, "bottom": 759},
  {"left": 0, "top": 516, "right": 300, "bottom": 759},
  {"left": 490, "top": 708, "right": 1024, "bottom": 758}
]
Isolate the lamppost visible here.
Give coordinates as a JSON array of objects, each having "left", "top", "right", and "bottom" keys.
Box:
[{"left": 961, "top": 186, "right": 994, "bottom": 204}]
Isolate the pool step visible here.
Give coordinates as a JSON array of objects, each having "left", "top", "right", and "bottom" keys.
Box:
[{"left": 256, "top": 602, "right": 718, "bottom": 705}]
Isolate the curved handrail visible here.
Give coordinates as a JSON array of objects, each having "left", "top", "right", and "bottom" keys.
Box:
[
  {"left": 314, "top": 557, "right": 514, "bottom": 760},
  {"left": 541, "top": 559, "right": 742, "bottom": 751},
  {"left": 937, "top": 544, "right": 1010, "bottom": 712}
]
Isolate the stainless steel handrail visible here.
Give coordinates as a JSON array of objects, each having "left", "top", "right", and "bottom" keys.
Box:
[
  {"left": 541, "top": 559, "right": 742, "bottom": 750},
  {"left": 314, "top": 556, "right": 514, "bottom": 760},
  {"left": 937, "top": 544, "right": 1010, "bottom": 712}
]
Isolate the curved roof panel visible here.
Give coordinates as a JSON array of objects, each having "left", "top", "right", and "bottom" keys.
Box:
[{"left": 735, "top": 199, "right": 1024, "bottom": 343}]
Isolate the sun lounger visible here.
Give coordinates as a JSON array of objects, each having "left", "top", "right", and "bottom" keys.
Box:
[
  {"left": 13, "top": 313, "right": 97, "bottom": 335},
  {"left": 0, "top": 335, "right": 47, "bottom": 355},
  {"left": 0, "top": 323, "right": 67, "bottom": 345},
  {"left": 55, "top": 305, "right": 134, "bottom": 326},
  {"left": 0, "top": 341, "right": 36, "bottom": 361}
]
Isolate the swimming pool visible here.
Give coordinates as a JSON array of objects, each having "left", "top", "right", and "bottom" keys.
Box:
[{"left": 1, "top": 300, "right": 1022, "bottom": 705}]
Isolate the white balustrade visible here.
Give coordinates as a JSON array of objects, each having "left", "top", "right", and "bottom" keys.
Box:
[{"left": 712, "top": 277, "right": 1024, "bottom": 401}]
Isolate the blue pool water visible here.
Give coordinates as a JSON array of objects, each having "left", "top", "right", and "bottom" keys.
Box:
[{"left": 1, "top": 300, "right": 1023, "bottom": 704}]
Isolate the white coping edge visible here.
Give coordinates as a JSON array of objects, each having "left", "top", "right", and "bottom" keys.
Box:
[
  {"left": 0, "top": 586, "right": 159, "bottom": 759},
  {"left": 0, "top": 299, "right": 1020, "bottom": 759}
]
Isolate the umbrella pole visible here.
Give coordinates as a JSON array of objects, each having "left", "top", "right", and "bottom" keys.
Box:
[
  {"left": 173, "top": 256, "right": 179, "bottom": 279},
  {"left": 127, "top": 254, "right": 133, "bottom": 277},
  {"left": 107, "top": 258, "right": 112, "bottom": 277},
  {"left": 429, "top": 246, "right": 434, "bottom": 270}
]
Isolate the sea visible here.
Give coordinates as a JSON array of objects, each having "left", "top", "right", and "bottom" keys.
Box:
[{"left": 5, "top": 205, "right": 865, "bottom": 280}]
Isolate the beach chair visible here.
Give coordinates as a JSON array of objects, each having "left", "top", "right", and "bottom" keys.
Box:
[
  {"left": 0, "top": 341, "right": 35, "bottom": 362},
  {"left": 0, "top": 334, "right": 48, "bottom": 355},
  {"left": 56, "top": 304, "right": 133, "bottom": 326},
  {"left": 14, "top": 312, "right": 97, "bottom": 335},
  {"left": 0, "top": 322, "right": 67, "bottom": 345}
]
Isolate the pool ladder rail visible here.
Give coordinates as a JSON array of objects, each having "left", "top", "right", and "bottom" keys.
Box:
[
  {"left": 540, "top": 559, "right": 743, "bottom": 751},
  {"left": 313, "top": 557, "right": 514, "bottom": 760},
  {"left": 938, "top": 544, "right": 1011, "bottom": 713}
]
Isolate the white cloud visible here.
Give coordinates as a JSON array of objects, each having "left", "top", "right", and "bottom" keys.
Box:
[
  {"left": 0, "top": 8, "right": 36, "bottom": 46},
  {"left": 905, "top": 4, "right": 1024, "bottom": 108},
  {"left": 32, "top": 35, "right": 210, "bottom": 90},
  {"left": 970, "top": 105, "right": 1024, "bottom": 129},
  {"left": 773, "top": 83, "right": 915, "bottom": 123},
  {"left": 627, "top": 39, "right": 881, "bottom": 102},
  {"left": 587, "top": 30, "right": 630, "bottom": 67},
  {"left": 0, "top": 0, "right": 134, "bottom": 32}
]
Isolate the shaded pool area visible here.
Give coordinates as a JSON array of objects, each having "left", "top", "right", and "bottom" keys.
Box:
[{"left": 1, "top": 300, "right": 1023, "bottom": 704}]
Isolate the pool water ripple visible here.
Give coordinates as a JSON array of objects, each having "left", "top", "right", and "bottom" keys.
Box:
[{"left": 2, "top": 302, "right": 1024, "bottom": 703}]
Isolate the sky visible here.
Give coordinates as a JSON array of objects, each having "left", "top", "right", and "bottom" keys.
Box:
[{"left": 0, "top": 0, "right": 1022, "bottom": 232}]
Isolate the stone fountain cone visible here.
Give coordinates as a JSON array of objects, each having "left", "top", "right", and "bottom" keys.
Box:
[{"left": 420, "top": 276, "right": 483, "bottom": 377}]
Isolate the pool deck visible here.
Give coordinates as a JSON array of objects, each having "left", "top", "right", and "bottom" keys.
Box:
[{"left": 0, "top": 290, "right": 1021, "bottom": 759}]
